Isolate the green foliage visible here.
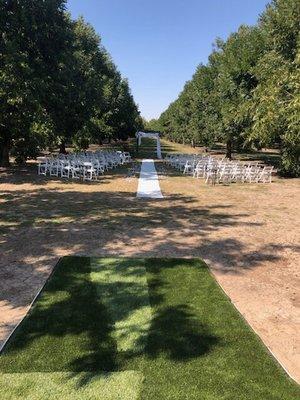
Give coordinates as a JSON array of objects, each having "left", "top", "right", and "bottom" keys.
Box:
[
  {"left": 0, "top": 0, "right": 69, "bottom": 165},
  {"left": 251, "top": 0, "right": 300, "bottom": 176},
  {"left": 12, "top": 111, "right": 56, "bottom": 165},
  {"left": 0, "top": 1, "right": 141, "bottom": 165},
  {"left": 157, "top": 0, "right": 300, "bottom": 176},
  {"left": 144, "top": 118, "right": 161, "bottom": 132}
]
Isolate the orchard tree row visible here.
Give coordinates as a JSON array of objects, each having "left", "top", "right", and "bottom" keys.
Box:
[
  {"left": 0, "top": 0, "right": 142, "bottom": 166},
  {"left": 148, "top": 0, "right": 299, "bottom": 176}
]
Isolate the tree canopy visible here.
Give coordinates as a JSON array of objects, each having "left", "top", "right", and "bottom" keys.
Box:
[
  {"left": 0, "top": 0, "right": 142, "bottom": 166},
  {"left": 152, "top": 0, "right": 299, "bottom": 176}
]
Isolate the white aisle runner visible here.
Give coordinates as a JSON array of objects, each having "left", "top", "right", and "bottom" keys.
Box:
[{"left": 136, "top": 159, "right": 163, "bottom": 198}]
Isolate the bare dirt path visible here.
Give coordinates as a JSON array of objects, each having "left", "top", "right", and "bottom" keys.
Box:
[
  {"left": 0, "top": 153, "right": 299, "bottom": 382},
  {"left": 157, "top": 165, "right": 300, "bottom": 382}
]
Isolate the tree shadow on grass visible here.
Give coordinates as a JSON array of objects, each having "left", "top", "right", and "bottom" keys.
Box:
[
  {"left": 139, "top": 259, "right": 220, "bottom": 362},
  {"left": 144, "top": 304, "right": 219, "bottom": 361},
  {"left": 0, "top": 257, "right": 118, "bottom": 373},
  {"left": 0, "top": 257, "right": 220, "bottom": 390}
]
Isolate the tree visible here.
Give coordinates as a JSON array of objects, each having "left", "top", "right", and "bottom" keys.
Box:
[
  {"left": 157, "top": 26, "right": 265, "bottom": 157},
  {"left": 0, "top": 0, "right": 69, "bottom": 166},
  {"left": 249, "top": 0, "right": 300, "bottom": 175},
  {"left": 187, "top": 63, "right": 220, "bottom": 149},
  {"left": 0, "top": 3, "right": 141, "bottom": 165},
  {"left": 145, "top": 118, "right": 161, "bottom": 132},
  {"left": 89, "top": 60, "right": 142, "bottom": 145},
  {"left": 48, "top": 16, "right": 112, "bottom": 153},
  {"left": 156, "top": 0, "right": 299, "bottom": 175},
  {"left": 210, "top": 26, "right": 266, "bottom": 158}
]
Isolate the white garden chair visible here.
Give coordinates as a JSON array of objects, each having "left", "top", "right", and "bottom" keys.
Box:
[
  {"left": 60, "top": 161, "right": 72, "bottom": 178},
  {"left": 218, "top": 165, "right": 233, "bottom": 184},
  {"left": 257, "top": 166, "right": 274, "bottom": 183},
  {"left": 38, "top": 158, "right": 49, "bottom": 175},
  {"left": 83, "top": 162, "right": 97, "bottom": 181},
  {"left": 183, "top": 160, "right": 194, "bottom": 175},
  {"left": 71, "top": 161, "right": 81, "bottom": 179},
  {"left": 123, "top": 152, "right": 132, "bottom": 163},
  {"left": 49, "top": 159, "right": 60, "bottom": 177},
  {"left": 193, "top": 161, "right": 206, "bottom": 178},
  {"left": 244, "top": 165, "right": 260, "bottom": 183}
]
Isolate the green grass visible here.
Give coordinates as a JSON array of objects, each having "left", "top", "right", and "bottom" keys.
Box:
[
  {"left": 134, "top": 137, "right": 180, "bottom": 159},
  {"left": 0, "top": 257, "right": 299, "bottom": 399}
]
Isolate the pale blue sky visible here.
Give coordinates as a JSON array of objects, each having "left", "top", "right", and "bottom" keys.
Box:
[{"left": 67, "top": 0, "right": 269, "bottom": 120}]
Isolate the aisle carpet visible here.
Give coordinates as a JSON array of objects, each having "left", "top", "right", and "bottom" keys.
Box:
[{"left": 136, "top": 159, "right": 163, "bottom": 198}]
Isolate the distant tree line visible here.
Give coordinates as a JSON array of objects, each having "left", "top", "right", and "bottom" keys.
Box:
[
  {"left": 148, "top": 0, "right": 299, "bottom": 176},
  {"left": 0, "top": 0, "right": 143, "bottom": 166}
]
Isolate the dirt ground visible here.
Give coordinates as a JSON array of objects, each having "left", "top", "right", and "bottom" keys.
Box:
[{"left": 0, "top": 142, "right": 299, "bottom": 382}]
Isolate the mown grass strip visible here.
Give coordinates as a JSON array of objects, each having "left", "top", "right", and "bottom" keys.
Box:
[
  {"left": 139, "top": 258, "right": 300, "bottom": 399},
  {"left": 0, "top": 257, "right": 117, "bottom": 373},
  {"left": 90, "top": 258, "right": 152, "bottom": 354},
  {"left": 0, "top": 371, "right": 143, "bottom": 400},
  {"left": 0, "top": 257, "right": 299, "bottom": 400}
]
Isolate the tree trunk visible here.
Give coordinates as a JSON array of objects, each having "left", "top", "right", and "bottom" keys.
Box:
[
  {"left": 59, "top": 141, "right": 66, "bottom": 154},
  {"left": 226, "top": 139, "right": 232, "bottom": 160},
  {"left": 0, "top": 138, "right": 10, "bottom": 167}
]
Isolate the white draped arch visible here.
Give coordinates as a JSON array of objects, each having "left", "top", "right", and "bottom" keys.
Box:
[{"left": 135, "top": 131, "right": 162, "bottom": 159}]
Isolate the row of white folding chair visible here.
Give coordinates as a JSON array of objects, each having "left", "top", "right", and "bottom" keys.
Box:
[
  {"left": 192, "top": 158, "right": 220, "bottom": 178},
  {"left": 94, "top": 150, "right": 131, "bottom": 164},
  {"left": 165, "top": 153, "right": 275, "bottom": 184},
  {"left": 168, "top": 155, "right": 207, "bottom": 171},
  {"left": 243, "top": 165, "right": 274, "bottom": 183},
  {"left": 80, "top": 153, "right": 120, "bottom": 166},
  {"left": 185, "top": 157, "right": 216, "bottom": 176},
  {"left": 45, "top": 159, "right": 95, "bottom": 180},
  {"left": 190, "top": 157, "right": 274, "bottom": 184},
  {"left": 166, "top": 156, "right": 229, "bottom": 179},
  {"left": 165, "top": 154, "right": 194, "bottom": 167},
  {"left": 205, "top": 164, "right": 274, "bottom": 184},
  {"left": 38, "top": 150, "right": 129, "bottom": 180},
  {"left": 65, "top": 160, "right": 105, "bottom": 180},
  {"left": 57, "top": 151, "right": 130, "bottom": 166},
  {"left": 61, "top": 158, "right": 111, "bottom": 178},
  {"left": 41, "top": 159, "right": 106, "bottom": 181},
  {"left": 205, "top": 163, "right": 234, "bottom": 184},
  {"left": 120, "top": 151, "right": 132, "bottom": 163}
]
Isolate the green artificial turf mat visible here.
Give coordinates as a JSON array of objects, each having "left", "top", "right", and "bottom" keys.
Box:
[
  {"left": 0, "top": 257, "right": 299, "bottom": 399},
  {"left": 0, "top": 371, "right": 143, "bottom": 400},
  {"left": 90, "top": 258, "right": 152, "bottom": 354}
]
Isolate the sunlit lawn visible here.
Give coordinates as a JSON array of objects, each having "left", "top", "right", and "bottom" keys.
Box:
[{"left": 0, "top": 257, "right": 298, "bottom": 400}]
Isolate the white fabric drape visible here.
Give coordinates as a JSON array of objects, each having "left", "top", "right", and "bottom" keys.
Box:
[{"left": 156, "top": 139, "right": 162, "bottom": 159}]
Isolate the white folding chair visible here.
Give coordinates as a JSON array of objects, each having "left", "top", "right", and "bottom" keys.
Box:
[
  {"left": 38, "top": 158, "right": 49, "bottom": 175},
  {"left": 257, "top": 166, "right": 274, "bottom": 183}
]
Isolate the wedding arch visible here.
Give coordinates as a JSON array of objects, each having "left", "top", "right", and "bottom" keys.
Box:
[{"left": 135, "top": 131, "right": 162, "bottom": 159}]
